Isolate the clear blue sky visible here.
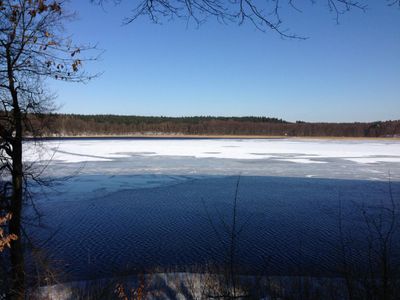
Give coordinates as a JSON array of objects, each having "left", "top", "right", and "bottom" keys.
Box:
[{"left": 50, "top": 1, "right": 400, "bottom": 122}]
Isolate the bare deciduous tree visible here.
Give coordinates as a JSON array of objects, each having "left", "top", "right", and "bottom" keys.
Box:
[{"left": 0, "top": 1, "right": 97, "bottom": 298}]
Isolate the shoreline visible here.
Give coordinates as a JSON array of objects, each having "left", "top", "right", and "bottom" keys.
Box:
[{"left": 26, "top": 134, "right": 400, "bottom": 141}]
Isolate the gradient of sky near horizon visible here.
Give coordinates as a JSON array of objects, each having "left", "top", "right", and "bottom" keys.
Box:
[{"left": 49, "top": 1, "right": 400, "bottom": 122}]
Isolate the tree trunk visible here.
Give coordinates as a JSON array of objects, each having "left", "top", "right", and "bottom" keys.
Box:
[
  {"left": 7, "top": 45, "right": 25, "bottom": 300},
  {"left": 9, "top": 148, "right": 24, "bottom": 299}
]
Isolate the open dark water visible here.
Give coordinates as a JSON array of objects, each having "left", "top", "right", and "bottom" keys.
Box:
[{"left": 27, "top": 175, "right": 400, "bottom": 282}]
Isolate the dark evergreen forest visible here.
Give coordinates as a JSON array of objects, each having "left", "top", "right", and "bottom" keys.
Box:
[{"left": 23, "top": 114, "right": 400, "bottom": 137}]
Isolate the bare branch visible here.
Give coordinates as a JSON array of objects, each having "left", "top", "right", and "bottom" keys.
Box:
[{"left": 92, "top": 0, "right": 382, "bottom": 38}]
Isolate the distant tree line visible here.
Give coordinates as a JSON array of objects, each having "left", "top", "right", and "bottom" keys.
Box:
[{"left": 21, "top": 114, "right": 400, "bottom": 137}]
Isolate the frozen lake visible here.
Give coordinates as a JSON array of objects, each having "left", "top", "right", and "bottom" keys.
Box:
[{"left": 24, "top": 138, "right": 400, "bottom": 281}]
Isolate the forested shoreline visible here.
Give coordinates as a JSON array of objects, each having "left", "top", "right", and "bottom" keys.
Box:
[{"left": 28, "top": 114, "right": 400, "bottom": 138}]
